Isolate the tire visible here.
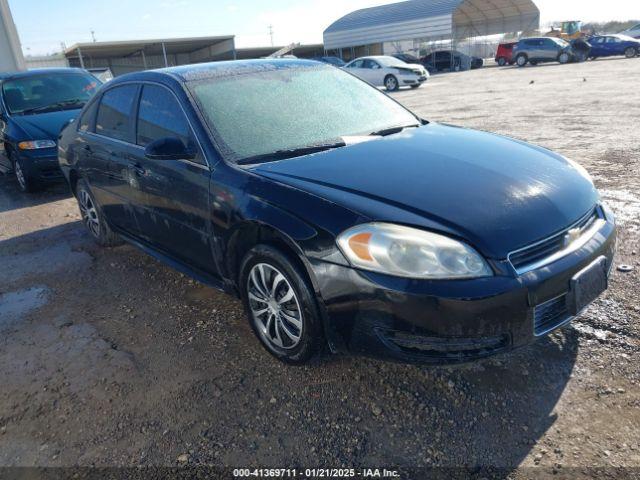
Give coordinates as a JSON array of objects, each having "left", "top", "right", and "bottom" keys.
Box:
[
  {"left": 75, "top": 179, "right": 123, "bottom": 247},
  {"left": 497, "top": 57, "right": 507, "bottom": 66},
  {"left": 11, "top": 151, "right": 40, "bottom": 193},
  {"left": 384, "top": 75, "right": 399, "bottom": 92},
  {"left": 558, "top": 52, "right": 570, "bottom": 64},
  {"left": 516, "top": 54, "right": 528, "bottom": 67},
  {"left": 240, "top": 245, "right": 323, "bottom": 364},
  {"left": 624, "top": 47, "right": 637, "bottom": 58}
]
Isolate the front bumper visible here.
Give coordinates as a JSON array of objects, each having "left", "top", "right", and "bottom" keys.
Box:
[
  {"left": 18, "top": 148, "right": 64, "bottom": 183},
  {"left": 401, "top": 75, "right": 428, "bottom": 86},
  {"left": 311, "top": 216, "right": 616, "bottom": 365}
]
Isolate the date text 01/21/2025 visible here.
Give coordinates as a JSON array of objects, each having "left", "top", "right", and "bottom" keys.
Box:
[{"left": 232, "top": 468, "right": 401, "bottom": 478}]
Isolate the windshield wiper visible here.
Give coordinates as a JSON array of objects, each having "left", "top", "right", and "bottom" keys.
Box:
[
  {"left": 238, "top": 141, "right": 347, "bottom": 165},
  {"left": 368, "top": 124, "right": 420, "bottom": 137},
  {"left": 21, "top": 98, "right": 86, "bottom": 115}
]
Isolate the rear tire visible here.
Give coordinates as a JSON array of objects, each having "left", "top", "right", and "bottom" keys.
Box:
[
  {"left": 11, "top": 151, "right": 40, "bottom": 193},
  {"left": 76, "top": 179, "right": 123, "bottom": 247},
  {"left": 497, "top": 57, "right": 507, "bottom": 66},
  {"left": 384, "top": 75, "right": 399, "bottom": 92},
  {"left": 624, "top": 47, "right": 637, "bottom": 58},
  {"left": 240, "top": 245, "right": 323, "bottom": 364},
  {"left": 516, "top": 54, "right": 528, "bottom": 67}
]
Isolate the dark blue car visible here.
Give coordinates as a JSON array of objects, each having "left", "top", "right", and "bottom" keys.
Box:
[
  {"left": 0, "top": 68, "right": 101, "bottom": 192},
  {"left": 588, "top": 34, "right": 640, "bottom": 59},
  {"left": 58, "top": 60, "right": 616, "bottom": 365}
]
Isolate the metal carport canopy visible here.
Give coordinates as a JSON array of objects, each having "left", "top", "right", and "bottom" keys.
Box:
[{"left": 323, "top": 0, "right": 540, "bottom": 49}]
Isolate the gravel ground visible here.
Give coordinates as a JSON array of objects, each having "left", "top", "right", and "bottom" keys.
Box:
[{"left": 0, "top": 57, "right": 639, "bottom": 477}]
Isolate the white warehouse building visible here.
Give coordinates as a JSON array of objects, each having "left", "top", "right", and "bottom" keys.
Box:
[{"left": 323, "top": 0, "right": 540, "bottom": 60}]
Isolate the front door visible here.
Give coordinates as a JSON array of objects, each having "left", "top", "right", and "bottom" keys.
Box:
[{"left": 127, "top": 83, "right": 216, "bottom": 275}]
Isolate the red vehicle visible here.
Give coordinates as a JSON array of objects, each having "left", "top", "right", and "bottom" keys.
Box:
[{"left": 495, "top": 42, "right": 517, "bottom": 66}]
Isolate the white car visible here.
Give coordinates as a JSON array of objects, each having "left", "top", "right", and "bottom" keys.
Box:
[
  {"left": 620, "top": 23, "right": 640, "bottom": 39},
  {"left": 343, "top": 56, "right": 429, "bottom": 91}
]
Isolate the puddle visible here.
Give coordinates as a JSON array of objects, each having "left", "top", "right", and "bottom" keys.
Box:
[
  {"left": 600, "top": 189, "right": 640, "bottom": 231},
  {"left": 0, "top": 286, "right": 50, "bottom": 328}
]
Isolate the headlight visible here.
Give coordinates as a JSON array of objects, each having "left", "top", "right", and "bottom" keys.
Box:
[
  {"left": 336, "top": 223, "right": 493, "bottom": 279},
  {"left": 18, "top": 140, "right": 56, "bottom": 150}
]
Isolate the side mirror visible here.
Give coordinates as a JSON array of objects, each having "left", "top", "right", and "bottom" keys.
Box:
[{"left": 144, "top": 137, "right": 196, "bottom": 161}]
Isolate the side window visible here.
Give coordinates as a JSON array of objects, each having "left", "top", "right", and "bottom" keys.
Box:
[
  {"left": 350, "top": 60, "right": 364, "bottom": 68},
  {"left": 78, "top": 99, "right": 99, "bottom": 133},
  {"left": 95, "top": 85, "right": 137, "bottom": 142},
  {"left": 136, "top": 84, "right": 200, "bottom": 162}
]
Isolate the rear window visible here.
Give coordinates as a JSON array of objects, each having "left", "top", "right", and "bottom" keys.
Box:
[{"left": 95, "top": 85, "right": 138, "bottom": 142}]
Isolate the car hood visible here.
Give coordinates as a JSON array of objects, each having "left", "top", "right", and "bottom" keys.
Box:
[
  {"left": 11, "top": 109, "right": 79, "bottom": 140},
  {"left": 251, "top": 124, "right": 599, "bottom": 259}
]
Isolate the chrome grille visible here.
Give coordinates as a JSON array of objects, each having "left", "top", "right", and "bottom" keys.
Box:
[
  {"left": 534, "top": 294, "right": 571, "bottom": 336},
  {"left": 509, "top": 209, "right": 599, "bottom": 273}
]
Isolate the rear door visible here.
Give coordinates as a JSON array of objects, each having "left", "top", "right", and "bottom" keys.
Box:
[
  {"left": 86, "top": 84, "right": 141, "bottom": 234},
  {"left": 126, "top": 83, "right": 216, "bottom": 274},
  {"left": 362, "top": 59, "right": 383, "bottom": 85},
  {"left": 345, "top": 59, "right": 368, "bottom": 82},
  {"left": 589, "top": 37, "right": 607, "bottom": 57}
]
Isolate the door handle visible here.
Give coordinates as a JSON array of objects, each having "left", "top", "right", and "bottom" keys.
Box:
[{"left": 130, "top": 162, "right": 146, "bottom": 176}]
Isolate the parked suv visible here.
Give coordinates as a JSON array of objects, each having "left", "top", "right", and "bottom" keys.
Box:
[
  {"left": 513, "top": 37, "right": 575, "bottom": 67},
  {"left": 0, "top": 68, "right": 101, "bottom": 192}
]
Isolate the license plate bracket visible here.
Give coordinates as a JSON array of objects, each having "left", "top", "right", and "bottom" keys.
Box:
[{"left": 567, "top": 256, "right": 608, "bottom": 316}]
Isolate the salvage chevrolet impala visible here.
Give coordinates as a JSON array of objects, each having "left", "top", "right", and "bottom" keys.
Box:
[{"left": 58, "top": 59, "right": 616, "bottom": 364}]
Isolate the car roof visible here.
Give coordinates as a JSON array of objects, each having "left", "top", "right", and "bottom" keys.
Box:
[
  {"left": 0, "top": 68, "right": 89, "bottom": 82},
  {"left": 111, "top": 59, "right": 326, "bottom": 85}
]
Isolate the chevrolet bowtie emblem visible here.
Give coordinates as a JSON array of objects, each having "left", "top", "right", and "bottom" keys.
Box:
[{"left": 564, "top": 227, "right": 582, "bottom": 248}]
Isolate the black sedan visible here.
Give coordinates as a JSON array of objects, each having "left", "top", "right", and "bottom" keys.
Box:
[
  {"left": 422, "top": 50, "right": 484, "bottom": 72},
  {"left": 0, "top": 68, "right": 100, "bottom": 192},
  {"left": 58, "top": 59, "right": 616, "bottom": 365}
]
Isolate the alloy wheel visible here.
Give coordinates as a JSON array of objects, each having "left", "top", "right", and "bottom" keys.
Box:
[
  {"left": 14, "top": 160, "right": 26, "bottom": 190},
  {"left": 625, "top": 47, "right": 637, "bottom": 58},
  {"left": 247, "top": 263, "right": 303, "bottom": 350},
  {"left": 385, "top": 76, "right": 398, "bottom": 91},
  {"left": 79, "top": 189, "right": 101, "bottom": 238}
]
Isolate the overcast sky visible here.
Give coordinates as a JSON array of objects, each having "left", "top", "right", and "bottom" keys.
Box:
[{"left": 10, "top": 0, "right": 640, "bottom": 55}]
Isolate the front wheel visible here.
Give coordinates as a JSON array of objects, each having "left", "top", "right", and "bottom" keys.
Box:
[
  {"left": 240, "top": 245, "right": 324, "bottom": 364},
  {"left": 625, "top": 47, "right": 637, "bottom": 58},
  {"left": 384, "top": 75, "right": 399, "bottom": 92},
  {"left": 558, "top": 52, "right": 570, "bottom": 64},
  {"left": 76, "top": 179, "right": 122, "bottom": 247},
  {"left": 11, "top": 152, "right": 39, "bottom": 193}
]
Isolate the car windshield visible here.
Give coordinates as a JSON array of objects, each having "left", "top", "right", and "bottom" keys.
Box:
[
  {"left": 377, "top": 57, "right": 408, "bottom": 67},
  {"left": 189, "top": 64, "right": 420, "bottom": 163},
  {"left": 2, "top": 72, "right": 101, "bottom": 115},
  {"left": 551, "top": 37, "right": 570, "bottom": 47}
]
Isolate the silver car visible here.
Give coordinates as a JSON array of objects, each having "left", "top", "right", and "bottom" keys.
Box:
[{"left": 513, "top": 37, "right": 574, "bottom": 67}]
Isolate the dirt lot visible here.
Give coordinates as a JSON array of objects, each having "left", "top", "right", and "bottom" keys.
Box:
[{"left": 1, "top": 58, "right": 639, "bottom": 477}]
